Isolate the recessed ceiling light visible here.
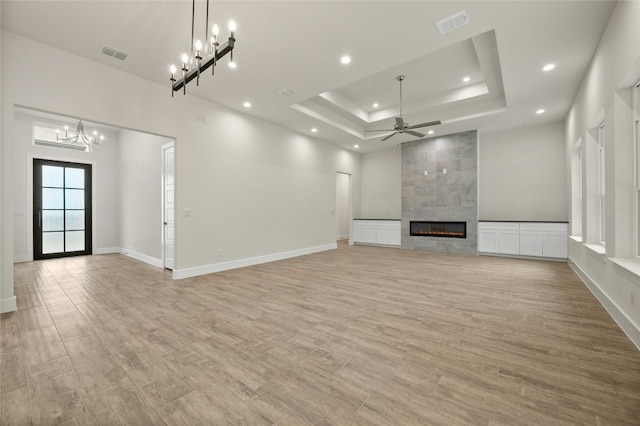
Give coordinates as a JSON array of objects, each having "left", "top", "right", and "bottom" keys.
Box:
[
  {"left": 228, "top": 61, "right": 237, "bottom": 69},
  {"left": 536, "top": 108, "right": 545, "bottom": 114},
  {"left": 462, "top": 76, "right": 470, "bottom": 83},
  {"left": 354, "top": 144, "right": 359, "bottom": 149},
  {"left": 340, "top": 55, "right": 351, "bottom": 65},
  {"left": 311, "top": 128, "right": 318, "bottom": 133},
  {"left": 542, "top": 63, "right": 555, "bottom": 72},
  {"left": 243, "top": 101, "right": 251, "bottom": 108},
  {"left": 428, "top": 130, "right": 435, "bottom": 135},
  {"left": 373, "top": 103, "right": 379, "bottom": 108}
]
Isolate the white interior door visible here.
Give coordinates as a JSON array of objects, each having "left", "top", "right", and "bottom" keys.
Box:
[
  {"left": 336, "top": 172, "right": 350, "bottom": 241},
  {"left": 162, "top": 142, "right": 175, "bottom": 270}
]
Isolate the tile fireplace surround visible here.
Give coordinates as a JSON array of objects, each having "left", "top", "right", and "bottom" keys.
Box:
[{"left": 401, "top": 130, "right": 478, "bottom": 255}]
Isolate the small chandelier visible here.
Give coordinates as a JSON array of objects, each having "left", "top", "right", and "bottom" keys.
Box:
[
  {"left": 56, "top": 120, "right": 104, "bottom": 146},
  {"left": 169, "top": 0, "right": 236, "bottom": 97}
]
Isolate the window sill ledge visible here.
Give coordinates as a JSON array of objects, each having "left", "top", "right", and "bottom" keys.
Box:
[
  {"left": 584, "top": 243, "right": 606, "bottom": 256},
  {"left": 610, "top": 258, "right": 640, "bottom": 283}
]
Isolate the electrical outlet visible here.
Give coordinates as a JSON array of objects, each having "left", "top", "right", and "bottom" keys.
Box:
[
  {"left": 631, "top": 291, "right": 636, "bottom": 306},
  {"left": 218, "top": 249, "right": 222, "bottom": 257}
]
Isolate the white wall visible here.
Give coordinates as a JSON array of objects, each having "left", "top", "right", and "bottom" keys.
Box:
[
  {"left": 12, "top": 111, "right": 121, "bottom": 262},
  {"left": 360, "top": 124, "right": 567, "bottom": 223},
  {"left": 479, "top": 121, "right": 567, "bottom": 221},
  {"left": 0, "top": 31, "right": 362, "bottom": 311},
  {"left": 360, "top": 146, "right": 401, "bottom": 219},
  {"left": 119, "top": 130, "right": 171, "bottom": 265},
  {"left": 565, "top": 0, "right": 640, "bottom": 348}
]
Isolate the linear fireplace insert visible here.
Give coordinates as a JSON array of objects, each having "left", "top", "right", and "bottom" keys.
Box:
[{"left": 410, "top": 221, "right": 467, "bottom": 238}]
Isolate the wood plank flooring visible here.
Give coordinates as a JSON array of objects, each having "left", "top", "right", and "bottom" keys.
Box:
[{"left": 2, "top": 243, "right": 639, "bottom": 425}]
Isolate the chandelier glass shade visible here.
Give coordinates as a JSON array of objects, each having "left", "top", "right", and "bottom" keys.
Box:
[
  {"left": 56, "top": 121, "right": 104, "bottom": 146},
  {"left": 170, "top": 0, "right": 236, "bottom": 96}
]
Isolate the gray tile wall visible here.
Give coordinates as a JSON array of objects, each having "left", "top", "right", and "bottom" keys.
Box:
[{"left": 401, "top": 130, "right": 478, "bottom": 255}]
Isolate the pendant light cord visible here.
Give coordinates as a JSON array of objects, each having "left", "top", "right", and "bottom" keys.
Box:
[
  {"left": 205, "top": 0, "right": 210, "bottom": 50},
  {"left": 190, "top": 0, "right": 195, "bottom": 60}
]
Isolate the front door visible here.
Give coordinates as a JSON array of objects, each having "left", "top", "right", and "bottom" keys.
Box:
[{"left": 33, "top": 159, "right": 92, "bottom": 260}]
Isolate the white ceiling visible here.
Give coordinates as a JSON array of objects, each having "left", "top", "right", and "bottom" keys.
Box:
[{"left": 1, "top": 1, "right": 616, "bottom": 153}]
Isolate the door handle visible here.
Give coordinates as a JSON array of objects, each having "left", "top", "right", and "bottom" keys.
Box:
[
  {"left": 164, "top": 222, "right": 168, "bottom": 225},
  {"left": 38, "top": 209, "right": 42, "bottom": 228}
]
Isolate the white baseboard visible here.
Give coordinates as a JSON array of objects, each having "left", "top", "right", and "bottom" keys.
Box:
[
  {"left": 12, "top": 248, "right": 160, "bottom": 268},
  {"left": 13, "top": 255, "right": 29, "bottom": 263},
  {"left": 569, "top": 259, "right": 640, "bottom": 351},
  {"left": 173, "top": 243, "right": 337, "bottom": 280},
  {"left": 95, "top": 247, "right": 121, "bottom": 255},
  {"left": 120, "top": 248, "right": 162, "bottom": 268},
  {"left": 1, "top": 296, "right": 17, "bottom": 313}
]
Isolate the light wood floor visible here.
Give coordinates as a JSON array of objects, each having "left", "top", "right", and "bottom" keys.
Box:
[{"left": 2, "top": 243, "right": 640, "bottom": 425}]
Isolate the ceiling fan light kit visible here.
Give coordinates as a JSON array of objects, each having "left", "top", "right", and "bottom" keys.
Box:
[
  {"left": 366, "top": 75, "right": 441, "bottom": 141},
  {"left": 169, "top": 0, "right": 236, "bottom": 97}
]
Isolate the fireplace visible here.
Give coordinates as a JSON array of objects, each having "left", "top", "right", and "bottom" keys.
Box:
[{"left": 410, "top": 221, "right": 466, "bottom": 238}]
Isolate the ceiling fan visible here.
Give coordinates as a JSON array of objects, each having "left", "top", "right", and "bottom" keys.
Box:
[{"left": 366, "top": 75, "right": 441, "bottom": 141}]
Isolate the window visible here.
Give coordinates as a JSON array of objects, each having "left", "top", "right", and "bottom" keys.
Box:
[
  {"left": 597, "top": 122, "right": 605, "bottom": 245},
  {"left": 634, "top": 84, "right": 640, "bottom": 257},
  {"left": 571, "top": 139, "right": 582, "bottom": 238}
]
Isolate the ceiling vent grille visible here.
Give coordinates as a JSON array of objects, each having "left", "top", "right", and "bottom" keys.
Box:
[
  {"left": 435, "top": 10, "right": 469, "bottom": 35},
  {"left": 102, "top": 45, "right": 128, "bottom": 61},
  {"left": 278, "top": 89, "right": 295, "bottom": 97}
]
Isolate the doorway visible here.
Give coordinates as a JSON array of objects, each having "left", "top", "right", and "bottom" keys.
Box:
[
  {"left": 336, "top": 172, "right": 350, "bottom": 242},
  {"left": 33, "top": 159, "right": 92, "bottom": 259},
  {"left": 162, "top": 142, "right": 175, "bottom": 270}
]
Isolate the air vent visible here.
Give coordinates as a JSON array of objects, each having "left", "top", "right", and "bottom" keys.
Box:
[
  {"left": 435, "top": 10, "right": 469, "bottom": 35},
  {"left": 278, "top": 89, "right": 295, "bottom": 97},
  {"left": 102, "top": 44, "right": 128, "bottom": 61}
]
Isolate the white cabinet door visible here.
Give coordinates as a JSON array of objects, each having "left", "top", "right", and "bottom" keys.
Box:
[
  {"left": 478, "top": 230, "right": 498, "bottom": 253},
  {"left": 353, "top": 221, "right": 376, "bottom": 244},
  {"left": 479, "top": 222, "right": 519, "bottom": 254},
  {"left": 498, "top": 231, "right": 520, "bottom": 254},
  {"left": 377, "top": 222, "right": 401, "bottom": 246},
  {"left": 543, "top": 232, "right": 568, "bottom": 258},
  {"left": 519, "top": 231, "right": 543, "bottom": 256}
]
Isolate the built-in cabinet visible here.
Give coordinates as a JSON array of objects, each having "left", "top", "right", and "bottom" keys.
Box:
[
  {"left": 478, "top": 221, "right": 568, "bottom": 259},
  {"left": 353, "top": 220, "right": 401, "bottom": 246},
  {"left": 478, "top": 222, "right": 520, "bottom": 255}
]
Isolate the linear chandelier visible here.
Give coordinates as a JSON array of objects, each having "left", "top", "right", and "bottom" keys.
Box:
[
  {"left": 169, "top": 0, "right": 236, "bottom": 97},
  {"left": 56, "top": 121, "right": 104, "bottom": 146}
]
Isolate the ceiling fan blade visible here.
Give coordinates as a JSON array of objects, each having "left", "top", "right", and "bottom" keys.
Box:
[
  {"left": 381, "top": 132, "right": 398, "bottom": 141},
  {"left": 364, "top": 129, "right": 395, "bottom": 132},
  {"left": 406, "top": 130, "right": 425, "bottom": 138},
  {"left": 395, "top": 117, "right": 405, "bottom": 128},
  {"left": 406, "top": 120, "right": 442, "bottom": 129}
]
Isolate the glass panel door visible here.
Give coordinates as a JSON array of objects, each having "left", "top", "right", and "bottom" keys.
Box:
[{"left": 34, "top": 159, "right": 92, "bottom": 259}]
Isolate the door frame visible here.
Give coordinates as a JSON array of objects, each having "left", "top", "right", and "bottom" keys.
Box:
[
  {"left": 161, "top": 141, "right": 176, "bottom": 270},
  {"left": 27, "top": 154, "right": 98, "bottom": 262},
  {"left": 33, "top": 158, "right": 93, "bottom": 259},
  {"left": 335, "top": 171, "right": 352, "bottom": 244}
]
